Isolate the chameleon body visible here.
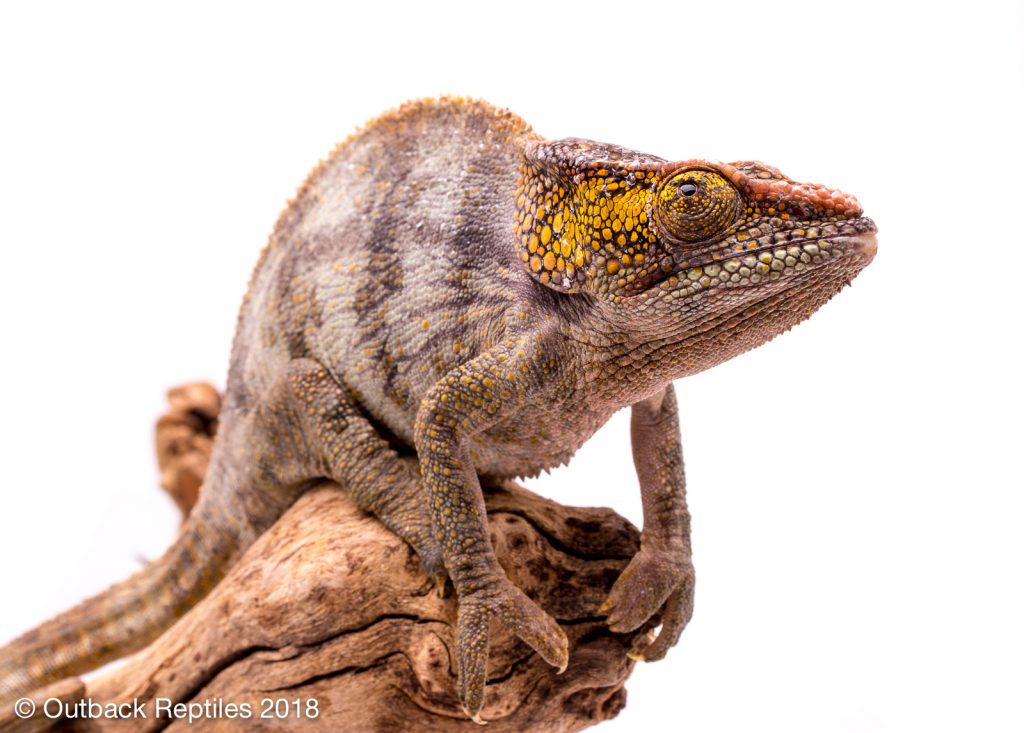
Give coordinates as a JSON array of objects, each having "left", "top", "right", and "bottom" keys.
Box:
[{"left": 0, "top": 98, "right": 876, "bottom": 720}]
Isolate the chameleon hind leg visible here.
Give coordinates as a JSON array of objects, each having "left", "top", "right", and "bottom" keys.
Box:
[{"left": 254, "top": 358, "right": 444, "bottom": 582}]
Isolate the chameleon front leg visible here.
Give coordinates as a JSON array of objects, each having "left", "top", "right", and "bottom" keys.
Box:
[
  {"left": 414, "top": 342, "right": 569, "bottom": 721},
  {"left": 601, "top": 383, "right": 696, "bottom": 661}
]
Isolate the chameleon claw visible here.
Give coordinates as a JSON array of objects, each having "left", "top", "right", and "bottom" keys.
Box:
[
  {"left": 433, "top": 572, "right": 449, "bottom": 598},
  {"left": 470, "top": 712, "right": 488, "bottom": 725},
  {"left": 626, "top": 628, "right": 658, "bottom": 661}
]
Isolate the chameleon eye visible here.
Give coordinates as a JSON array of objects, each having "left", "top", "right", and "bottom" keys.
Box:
[{"left": 656, "top": 169, "right": 742, "bottom": 243}]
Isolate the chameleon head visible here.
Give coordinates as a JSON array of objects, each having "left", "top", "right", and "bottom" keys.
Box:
[{"left": 515, "top": 140, "right": 877, "bottom": 377}]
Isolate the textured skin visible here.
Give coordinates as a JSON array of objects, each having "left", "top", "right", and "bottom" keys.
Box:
[{"left": 0, "top": 98, "right": 877, "bottom": 720}]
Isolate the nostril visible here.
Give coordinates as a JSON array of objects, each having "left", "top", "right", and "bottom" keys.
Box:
[{"left": 857, "top": 216, "right": 878, "bottom": 233}]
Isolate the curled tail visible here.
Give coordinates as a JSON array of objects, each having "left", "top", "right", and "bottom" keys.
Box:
[{"left": 0, "top": 465, "right": 262, "bottom": 704}]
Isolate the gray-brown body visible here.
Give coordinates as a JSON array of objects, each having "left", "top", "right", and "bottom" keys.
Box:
[
  {"left": 0, "top": 97, "right": 877, "bottom": 721},
  {"left": 234, "top": 101, "right": 610, "bottom": 478}
]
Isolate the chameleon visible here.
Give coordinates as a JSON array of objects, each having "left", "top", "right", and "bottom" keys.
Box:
[{"left": 0, "top": 97, "right": 876, "bottom": 721}]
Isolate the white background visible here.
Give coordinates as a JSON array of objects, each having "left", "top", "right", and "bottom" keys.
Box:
[{"left": 1, "top": 2, "right": 1022, "bottom": 731}]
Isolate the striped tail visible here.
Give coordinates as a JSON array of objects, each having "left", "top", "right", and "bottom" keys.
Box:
[{"left": 0, "top": 476, "right": 258, "bottom": 704}]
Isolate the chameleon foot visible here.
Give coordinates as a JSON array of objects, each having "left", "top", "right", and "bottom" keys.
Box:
[
  {"left": 410, "top": 537, "right": 449, "bottom": 597},
  {"left": 433, "top": 571, "right": 451, "bottom": 598},
  {"left": 457, "top": 579, "right": 568, "bottom": 720},
  {"left": 600, "top": 545, "right": 694, "bottom": 661}
]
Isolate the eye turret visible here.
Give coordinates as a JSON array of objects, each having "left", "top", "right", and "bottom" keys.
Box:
[{"left": 656, "top": 169, "right": 741, "bottom": 243}]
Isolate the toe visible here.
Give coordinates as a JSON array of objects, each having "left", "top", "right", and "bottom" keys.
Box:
[
  {"left": 628, "top": 584, "right": 693, "bottom": 661},
  {"left": 500, "top": 583, "right": 569, "bottom": 671},
  {"left": 457, "top": 606, "right": 490, "bottom": 719},
  {"left": 604, "top": 550, "right": 690, "bottom": 634}
]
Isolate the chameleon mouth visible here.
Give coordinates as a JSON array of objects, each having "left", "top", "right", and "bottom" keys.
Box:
[
  {"left": 632, "top": 219, "right": 878, "bottom": 300},
  {"left": 670, "top": 229, "right": 877, "bottom": 296},
  {"left": 848, "top": 231, "right": 878, "bottom": 260},
  {"left": 673, "top": 215, "right": 878, "bottom": 270},
  {"left": 718, "top": 220, "right": 878, "bottom": 281}
]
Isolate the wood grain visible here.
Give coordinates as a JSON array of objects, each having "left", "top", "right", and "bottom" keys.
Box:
[{"left": 2, "top": 386, "right": 643, "bottom": 732}]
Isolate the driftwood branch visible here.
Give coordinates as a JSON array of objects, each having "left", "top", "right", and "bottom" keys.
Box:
[{"left": 7, "top": 385, "right": 643, "bottom": 732}]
